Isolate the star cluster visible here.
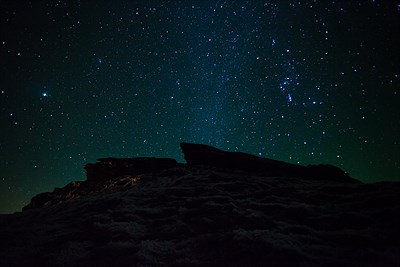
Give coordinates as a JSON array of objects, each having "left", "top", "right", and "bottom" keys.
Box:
[{"left": 1, "top": 0, "right": 399, "bottom": 213}]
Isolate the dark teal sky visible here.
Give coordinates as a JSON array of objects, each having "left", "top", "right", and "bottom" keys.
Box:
[{"left": 1, "top": 0, "right": 399, "bottom": 213}]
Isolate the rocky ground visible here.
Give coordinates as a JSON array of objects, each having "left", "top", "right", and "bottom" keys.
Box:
[{"left": 0, "top": 143, "right": 399, "bottom": 267}]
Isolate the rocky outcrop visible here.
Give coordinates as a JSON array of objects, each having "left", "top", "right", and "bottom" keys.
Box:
[
  {"left": 305, "top": 164, "right": 355, "bottom": 182},
  {"left": 180, "top": 142, "right": 358, "bottom": 183},
  {"left": 180, "top": 142, "right": 297, "bottom": 175},
  {"left": 22, "top": 181, "right": 82, "bottom": 211},
  {"left": 22, "top": 175, "right": 144, "bottom": 211},
  {"left": 4, "top": 144, "right": 398, "bottom": 267},
  {"left": 23, "top": 143, "right": 359, "bottom": 211},
  {"left": 23, "top": 157, "right": 178, "bottom": 211},
  {"left": 85, "top": 157, "right": 179, "bottom": 182}
]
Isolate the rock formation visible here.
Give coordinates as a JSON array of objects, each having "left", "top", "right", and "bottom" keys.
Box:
[
  {"left": 22, "top": 143, "right": 357, "bottom": 211},
  {"left": 85, "top": 157, "right": 179, "bottom": 182},
  {"left": 2, "top": 143, "right": 399, "bottom": 267},
  {"left": 22, "top": 157, "right": 179, "bottom": 211},
  {"left": 180, "top": 142, "right": 357, "bottom": 183},
  {"left": 22, "top": 181, "right": 82, "bottom": 210}
]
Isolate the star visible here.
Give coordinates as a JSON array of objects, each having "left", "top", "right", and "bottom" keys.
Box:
[{"left": 0, "top": 0, "right": 398, "bottom": 214}]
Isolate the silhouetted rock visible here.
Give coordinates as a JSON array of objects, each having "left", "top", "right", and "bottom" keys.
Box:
[
  {"left": 22, "top": 158, "right": 178, "bottom": 211},
  {"left": 180, "top": 142, "right": 358, "bottom": 183},
  {"left": 85, "top": 157, "right": 179, "bottom": 182},
  {"left": 305, "top": 164, "right": 356, "bottom": 183},
  {"left": 22, "top": 143, "right": 359, "bottom": 212},
  {"left": 180, "top": 142, "right": 287, "bottom": 173},
  {"left": 22, "top": 181, "right": 82, "bottom": 211},
  {"left": 23, "top": 143, "right": 360, "bottom": 211},
  {"left": 22, "top": 191, "right": 52, "bottom": 210},
  {"left": 2, "top": 143, "right": 399, "bottom": 267}
]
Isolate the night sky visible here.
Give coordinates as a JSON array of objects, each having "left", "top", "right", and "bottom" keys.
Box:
[{"left": 1, "top": 1, "right": 399, "bottom": 213}]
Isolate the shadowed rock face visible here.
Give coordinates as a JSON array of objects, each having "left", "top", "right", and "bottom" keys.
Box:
[
  {"left": 22, "top": 143, "right": 358, "bottom": 211},
  {"left": 22, "top": 181, "right": 82, "bottom": 210},
  {"left": 23, "top": 157, "right": 179, "bottom": 211},
  {"left": 180, "top": 143, "right": 358, "bottom": 183},
  {"left": 1, "top": 143, "right": 399, "bottom": 266},
  {"left": 85, "top": 157, "right": 179, "bottom": 182}
]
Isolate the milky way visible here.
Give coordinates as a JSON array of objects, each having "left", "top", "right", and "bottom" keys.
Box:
[{"left": 0, "top": 1, "right": 399, "bottom": 213}]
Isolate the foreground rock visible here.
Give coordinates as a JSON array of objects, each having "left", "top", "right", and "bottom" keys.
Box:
[
  {"left": 22, "top": 143, "right": 357, "bottom": 211},
  {"left": 85, "top": 157, "right": 179, "bottom": 182},
  {"left": 22, "top": 157, "right": 180, "bottom": 211},
  {"left": 180, "top": 142, "right": 358, "bottom": 183},
  {"left": 1, "top": 143, "right": 398, "bottom": 266}
]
